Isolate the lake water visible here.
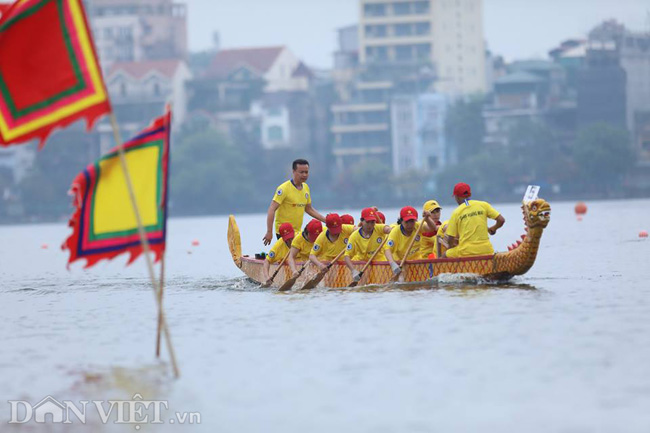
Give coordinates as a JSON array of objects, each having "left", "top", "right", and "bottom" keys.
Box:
[{"left": 1, "top": 199, "right": 650, "bottom": 432}]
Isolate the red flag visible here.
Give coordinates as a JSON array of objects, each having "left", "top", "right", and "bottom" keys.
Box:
[
  {"left": 0, "top": 0, "right": 110, "bottom": 147},
  {"left": 62, "top": 111, "right": 171, "bottom": 268}
]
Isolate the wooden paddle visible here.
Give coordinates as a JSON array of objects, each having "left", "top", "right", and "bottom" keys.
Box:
[
  {"left": 262, "top": 252, "right": 290, "bottom": 288},
  {"left": 349, "top": 235, "right": 390, "bottom": 287},
  {"left": 278, "top": 261, "right": 310, "bottom": 292},
  {"left": 390, "top": 220, "right": 425, "bottom": 283},
  {"left": 299, "top": 248, "right": 347, "bottom": 291}
]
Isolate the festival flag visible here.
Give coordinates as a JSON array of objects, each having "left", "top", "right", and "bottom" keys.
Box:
[
  {"left": 63, "top": 111, "right": 171, "bottom": 268},
  {"left": 0, "top": 0, "right": 110, "bottom": 147}
]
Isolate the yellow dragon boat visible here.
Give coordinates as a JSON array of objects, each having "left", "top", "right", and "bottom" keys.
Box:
[{"left": 228, "top": 198, "right": 551, "bottom": 289}]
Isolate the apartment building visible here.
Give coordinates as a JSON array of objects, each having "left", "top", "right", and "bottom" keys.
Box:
[
  {"left": 86, "top": 0, "right": 187, "bottom": 69},
  {"left": 358, "top": 0, "right": 486, "bottom": 95}
]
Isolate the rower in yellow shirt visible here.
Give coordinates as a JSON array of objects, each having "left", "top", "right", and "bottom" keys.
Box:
[
  {"left": 262, "top": 159, "right": 325, "bottom": 245},
  {"left": 309, "top": 213, "right": 356, "bottom": 270},
  {"left": 344, "top": 208, "right": 393, "bottom": 283},
  {"left": 384, "top": 206, "right": 438, "bottom": 276},
  {"left": 262, "top": 222, "right": 295, "bottom": 283},
  {"left": 443, "top": 182, "right": 505, "bottom": 258},
  {"left": 419, "top": 200, "right": 442, "bottom": 259},
  {"left": 287, "top": 219, "right": 323, "bottom": 275}
]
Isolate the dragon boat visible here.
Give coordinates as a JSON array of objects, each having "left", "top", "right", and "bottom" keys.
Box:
[{"left": 228, "top": 198, "right": 551, "bottom": 289}]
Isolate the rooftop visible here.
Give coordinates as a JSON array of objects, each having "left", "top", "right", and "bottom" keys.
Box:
[{"left": 205, "top": 46, "right": 285, "bottom": 78}]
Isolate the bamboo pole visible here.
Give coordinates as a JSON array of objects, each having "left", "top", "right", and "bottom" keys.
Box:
[
  {"left": 109, "top": 113, "right": 179, "bottom": 378},
  {"left": 155, "top": 252, "right": 166, "bottom": 358}
]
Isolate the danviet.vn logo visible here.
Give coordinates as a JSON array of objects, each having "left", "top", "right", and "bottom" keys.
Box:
[{"left": 8, "top": 394, "right": 200, "bottom": 428}]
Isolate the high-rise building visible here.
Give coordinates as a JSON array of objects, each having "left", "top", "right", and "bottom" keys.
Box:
[
  {"left": 86, "top": 0, "right": 187, "bottom": 69},
  {"left": 358, "top": 0, "right": 486, "bottom": 95}
]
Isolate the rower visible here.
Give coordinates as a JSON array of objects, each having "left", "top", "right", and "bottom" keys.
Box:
[
  {"left": 344, "top": 208, "right": 393, "bottom": 283},
  {"left": 341, "top": 214, "right": 355, "bottom": 226},
  {"left": 420, "top": 200, "right": 442, "bottom": 258},
  {"left": 384, "top": 206, "right": 437, "bottom": 276},
  {"left": 287, "top": 219, "right": 323, "bottom": 275},
  {"left": 443, "top": 182, "right": 505, "bottom": 258},
  {"left": 262, "top": 222, "right": 295, "bottom": 282},
  {"left": 309, "top": 213, "right": 356, "bottom": 270}
]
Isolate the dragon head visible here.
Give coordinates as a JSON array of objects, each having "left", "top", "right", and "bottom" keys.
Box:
[{"left": 523, "top": 198, "right": 551, "bottom": 229}]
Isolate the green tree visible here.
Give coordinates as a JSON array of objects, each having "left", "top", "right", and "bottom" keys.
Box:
[
  {"left": 170, "top": 128, "right": 255, "bottom": 215},
  {"left": 572, "top": 123, "right": 634, "bottom": 192},
  {"left": 445, "top": 95, "right": 485, "bottom": 158},
  {"left": 507, "top": 118, "right": 576, "bottom": 185}
]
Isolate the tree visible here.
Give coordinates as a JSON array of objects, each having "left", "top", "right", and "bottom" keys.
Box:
[
  {"left": 170, "top": 128, "right": 256, "bottom": 215},
  {"left": 445, "top": 95, "right": 486, "bottom": 159},
  {"left": 572, "top": 123, "right": 634, "bottom": 192}
]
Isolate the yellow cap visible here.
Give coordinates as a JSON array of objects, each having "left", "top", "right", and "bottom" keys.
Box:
[{"left": 423, "top": 200, "right": 441, "bottom": 215}]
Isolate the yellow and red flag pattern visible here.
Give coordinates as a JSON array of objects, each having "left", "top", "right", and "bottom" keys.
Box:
[
  {"left": 62, "top": 111, "right": 171, "bottom": 268},
  {"left": 0, "top": 0, "right": 110, "bottom": 147}
]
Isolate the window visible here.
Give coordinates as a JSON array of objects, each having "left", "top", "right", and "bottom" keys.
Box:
[
  {"left": 267, "top": 107, "right": 282, "bottom": 117},
  {"left": 153, "top": 83, "right": 160, "bottom": 96},
  {"left": 365, "top": 24, "right": 387, "bottom": 38},
  {"left": 415, "top": 22, "right": 430, "bottom": 35},
  {"left": 120, "top": 83, "right": 127, "bottom": 96},
  {"left": 268, "top": 126, "right": 284, "bottom": 141},
  {"left": 416, "top": 43, "right": 431, "bottom": 59},
  {"left": 394, "top": 24, "right": 412, "bottom": 36},
  {"left": 393, "top": 2, "right": 411, "bottom": 15},
  {"left": 396, "top": 45, "right": 413, "bottom": 60},
  {"left": 414, "top": 1, "right": 430, "bottom": 14},
  {"left": 364, "top": 3, "right": 386, "bottom": 16},
  {"left": 428, "top": 156, "right": 438, "bottom": 168}
]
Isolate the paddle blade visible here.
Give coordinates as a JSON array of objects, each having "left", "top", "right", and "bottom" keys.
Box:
[
  {"left": 300, "top": 270, "right": 326, "bottom": 291},
  {"left": 347, "top": 281, "right": 359, "bottom": 288},
  {"left": 278, "top": 275, "right": 299, "bottom": 292}
]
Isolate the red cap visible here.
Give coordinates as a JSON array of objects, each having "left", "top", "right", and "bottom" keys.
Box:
[
  {"left": 278, "top": 223, "right": 295, "bottom": 241},
  {"left": 400, "top": 206, "right": 418, "bottom": 222},
  {"left": 305, "top": 219, "right": 323, "bottom": 242},
  {"left": 325, "top": 213, "right": 343, "bottom": 235},
  {"left": 376, "top": 211, "right": 386, "bottom": 224},
  {"left": 341, "top": 214, "right": 355, "bottom": 225},
  {"left": 361, "top": 207, "right": 377, "bottom": 222},
  {"left": 453, "top": 182, "right": 471, "bottom": 198}
]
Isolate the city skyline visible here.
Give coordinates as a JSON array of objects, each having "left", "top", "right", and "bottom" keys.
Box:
[{"left": 185, "top": 0, "right": 649, "bottom": 68}]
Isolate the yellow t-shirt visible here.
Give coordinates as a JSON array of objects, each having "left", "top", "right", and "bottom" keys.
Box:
[
  {"left": 433, "top": 220, "right": 449, "bottom": 258},
  {"left": 290, "top": 232, "right": 314, "bottom": 262},
  {"left": 267, "top": 238, "right": 291, "bottom": 264},
  {"left": 386, "top": 221, "right": 422, "bottom": 262},
  {"left": 419, "top": 222, "right": 441, "bottom": 259},
  {"left": 311, "top": 225, "right": 355, "bottom": 261},
  {"left": 345, "top": 224, "right": 388, "bottom": 262},
  {"left": 272, "top": 180, "right": 312, "bottom": 234},
  {"left": 446, "top": 201, "right": 500, "bottom": 257}
]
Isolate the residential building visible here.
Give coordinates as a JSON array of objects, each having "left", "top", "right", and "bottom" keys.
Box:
[
  {"left": 358, "top": 0, "right": 486, "bottom": 95},
  {"left": 102, "top": 59, "right": 192, "bottom": 146},
  {"left": 86, "top": 0, "right": 187, "bottom": 69},
  {"left": 391, "top": 93, "right": 448, "bottom": 175}
]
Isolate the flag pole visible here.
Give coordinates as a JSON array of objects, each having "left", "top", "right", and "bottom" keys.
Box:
[
  {"left": 156, "top": 252, "right": 166, "bottom": 357},
  {"left": 108, "top": 112, "right": 180, "bottom": 378}
]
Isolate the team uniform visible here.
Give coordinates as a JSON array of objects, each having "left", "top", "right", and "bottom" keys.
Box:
[
  {"left": 445, "top": 201, "right": 500, "bottom": 258},
  {"left": 433, "top": 220, "right": 449, "bottom": 258},
  {"left": 273, "top": 180, "right": 311, "bottom": 234},
  {"left": 267, "top": 238, "right": 292, "bottom": 264},
  {"left": 386, "top": 222, "right": 423, "bottom": 262},
  {"left": 345, "top": 224, "right": 389, "bottom": 262},
  {"left": 419, "top": 221, "right": 441, "bottom": 259},
  {"left": 311, "top": 224, "right": 356, "bottom": 261},
  {"left": 291, "top": 232, "right": 316, "bottom": 262}
]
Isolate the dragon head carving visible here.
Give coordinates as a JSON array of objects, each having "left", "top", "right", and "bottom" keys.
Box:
[{"left": 523, "top": 199, "right": 551, "bottom": 229}]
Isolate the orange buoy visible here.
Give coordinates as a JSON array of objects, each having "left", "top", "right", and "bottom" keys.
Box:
[
  {"left": 191, "top": 240, "right": 200, "bottom": 246},
  {"left": 640, "top": 230, "right": 649, "bottom": 238},
  {"left": 575, "top": 202, "right": 587, "bottom": 215}
]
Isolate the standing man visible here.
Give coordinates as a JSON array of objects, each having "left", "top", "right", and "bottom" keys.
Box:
[
  {"left": 263, "top": 159, "right": 326, "bottom": 245},
  {"left": 443, "top": 182, "right": 505, "bottom": 258}
]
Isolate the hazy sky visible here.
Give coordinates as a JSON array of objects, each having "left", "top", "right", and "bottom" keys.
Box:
[{"left": 186, "top": 0, "right": 650, "bottom": 68}]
